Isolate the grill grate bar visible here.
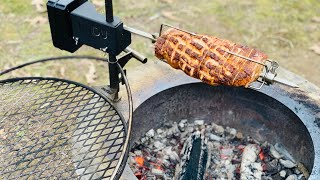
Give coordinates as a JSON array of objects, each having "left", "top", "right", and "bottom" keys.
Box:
[
  {"left": 1, "top": 87, "right": 94, "bottom": 160},
  {"left": 0, "top": 78, "right": 127, "bottom": 179}
]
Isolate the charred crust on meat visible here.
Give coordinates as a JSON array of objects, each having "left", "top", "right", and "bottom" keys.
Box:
[
  {"left": 162, "top": 34, "right": 168, "bottom": 40},
  {"left": 185, "top": 65, "right": 192, "bottom": 72},
  {"left": 191, "top": 52, "right": 200, "bottom": 60},
  {"left": 203, "top": 49, "right": 209, "bottom": 56},
  {"left": 205, "top": 63, "right": 212, "bottom": 69},
  {"left": 177, "top": 34, "right": 184, "bottom": 38},
  {"left": 166, "top": 46, "right": 174, "bottom": 57},
  {"left": 185, "top": 48, "right": 192, "bottom": 56},
  {"left": 173, "top": 52, "right": 181, "bottom": 61},
  {"left": 237, "top": 72, "right": 247, "bottom": 79},
  {"left": 155, "top": 50, "right": 162, "bottom": 59},
  {"left": 210, "top": 45, "right": 216, "bottom": 50},
  {"left": 182, "top": 35, "right": 188, "bottom": 41},
  {"left": 200, "top": 64, "right": 206, "bottom": 71},
  {"left": 226, "top": 64, "right": 236, "bottom": 74},
  {"left": 216, "top": 48, "right": 225, "bottom": 55},
  {"left": 178, "top": 60, "right": 184, "bottom": 67},
  {"left": 198, "top": 55, "right": 204, "bottom": 62},
  {"left": 201, "top": 76, "right": 211, "bottom": 84},
  {"left": 236, "top": 44, "right": 244, "bottom": 49},
  {"left": 169, "top": 36, "right": 179, "bottom": 44},
  {"left": 192, "top": 69, "right": 200, "bottom": 78},
  {"left": 178, "top": 44, "right": 185, "bottom": 51},
  {"left": 209, "top": 70, "right": 220, "bottom": 80},
  {"left": 154, "top": 38, "right": 166, "bottom": 59},
  {"left": 213, "top": 66, "right": 220, "bottom": 74},
  {"left": 205, "top": 62, "right": 220, "bottom": 75},
  {"left": 208, "top": 52, "right": 220, "bottom": 61},
  {"left": 221, "top": 69, "right": 233, "bottom": 82},
  {"left": 193, "top": 64, "right": 199, "bottom": 69},
  {"left": 181, "top": 56, "right": 188, "bottom": 63},
  {"left": 202, "top": 37, "right": 209, "bottom": 43},
  {"left": 225, "top": 44, "right": 232, "bottom": 50},
  {"left": 208, "top": 52, "right": 224, "bottom": 65},
  {"left": 217, "top": 74, "right": 227, "bottom": 84},
  {"left": 190, "top": 41, "right": 204, "bottom": 50},
  {"left": 157, "top": 37, "right": 166, "bottom": 45}
]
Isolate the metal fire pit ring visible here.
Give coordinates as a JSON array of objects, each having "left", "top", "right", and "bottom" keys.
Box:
[
  {"left": 0, "top": 77, "right": 128, "bottom": 180},
  {"left": 116, "top": 62, "right": 320, "bottom": 179}
]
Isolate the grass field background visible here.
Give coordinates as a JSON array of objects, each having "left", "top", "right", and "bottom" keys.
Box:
[{"left": 0, "top": 0, "right": 319, "bottom": 86}]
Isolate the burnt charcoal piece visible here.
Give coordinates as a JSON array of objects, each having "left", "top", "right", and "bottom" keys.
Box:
[
  {"left": 176, "top": 133, "right": 208, "bottom": 180},
  {"left": 264, "top": 159, "right": 281, "bottom": 176},
  {"left": 270, "top": 173, "right": 283, "bottom": 180}
]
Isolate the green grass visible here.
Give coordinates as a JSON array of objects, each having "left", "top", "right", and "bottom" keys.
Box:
[
  {"left": 0, "top": 0, "right": 33, "bottom": 15},
  {"left": 0, "top": 0, "right": 319, "bottom": 85}
]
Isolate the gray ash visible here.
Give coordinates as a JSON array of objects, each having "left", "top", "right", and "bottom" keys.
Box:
[{"left": 129, "top": 120, "right": 308, "bottom": 180}]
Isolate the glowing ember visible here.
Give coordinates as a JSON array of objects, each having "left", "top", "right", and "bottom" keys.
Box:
[
  {"left": 135, "top": 156, "right": 144, "bottom": 166},
  {"left": 259, "top": 150, "right": 265, "bottom": 161},
  {"left": 129, "top": 120, "right": 308, "bottom": 180}
]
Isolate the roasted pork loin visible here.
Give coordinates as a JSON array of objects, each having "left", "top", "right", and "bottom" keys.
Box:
[{"left": 155, "top": 28, "right": 268, "bottom": 87}]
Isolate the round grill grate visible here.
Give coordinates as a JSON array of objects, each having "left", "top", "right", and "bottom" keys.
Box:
[{"left": 0, "top": 77, "right": 127, "bottom": 179}]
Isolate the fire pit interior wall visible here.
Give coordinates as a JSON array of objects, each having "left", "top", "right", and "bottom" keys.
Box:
[{"left": 131, "top": 83, "right": 314, "bottom": 172}]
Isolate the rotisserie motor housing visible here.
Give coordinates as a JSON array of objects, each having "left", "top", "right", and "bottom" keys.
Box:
[{"left": 47, "top": 0, "right": 131, "bottom": 55}]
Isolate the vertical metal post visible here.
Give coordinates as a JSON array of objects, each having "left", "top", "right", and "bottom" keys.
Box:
[
  {"left": 105, "top": 0, "right": 114, "bottom": 22},
  {"left": 108, "top": 54, "right": 120, "bottom": 99},
  {"left": 105, "top": 0, "right": 119, "bottom": 100}
]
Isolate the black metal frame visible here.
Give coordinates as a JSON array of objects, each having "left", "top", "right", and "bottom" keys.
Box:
[
  {"left": 105, "top": 0, "right": 114, "bottom": 23},
  {"left": 47, "top": 0, "right": 147, "bottom": 101}
]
